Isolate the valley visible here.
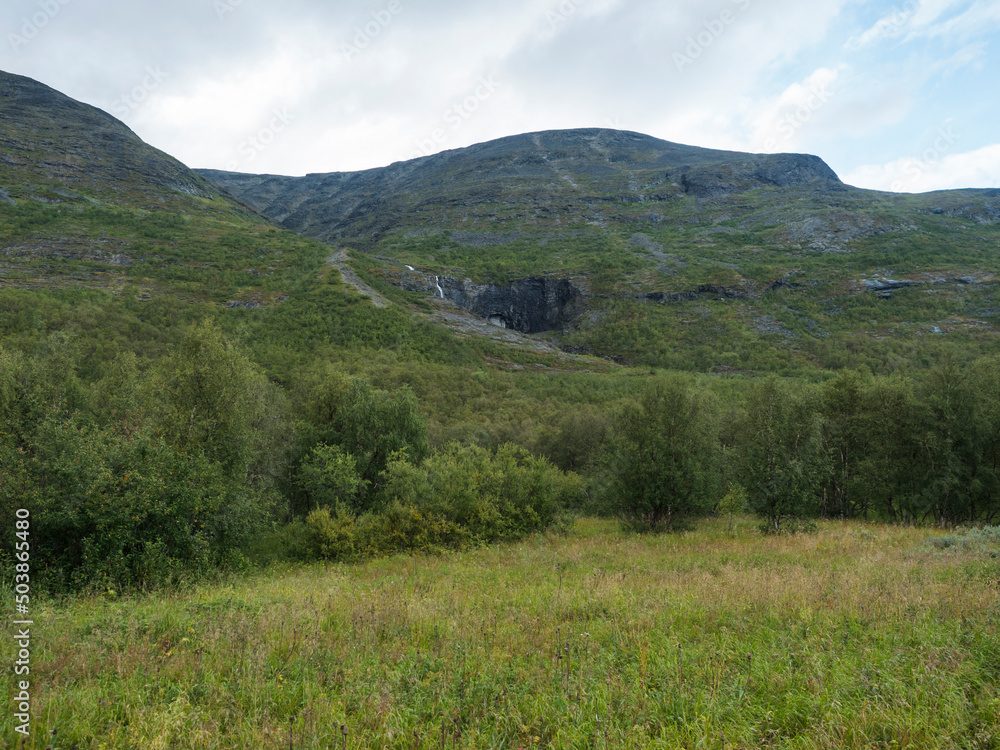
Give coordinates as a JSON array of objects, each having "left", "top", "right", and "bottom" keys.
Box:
[{"left": 2, "top": 67, "right": 1000, "bottom": 749}]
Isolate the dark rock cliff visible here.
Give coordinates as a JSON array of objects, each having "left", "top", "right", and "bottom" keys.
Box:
[
  {"left": 387, "top": 270, "right": 583, "bottom": 333},
  {"left": 460, "top": 276, "right": 582, "bottom": 334}
]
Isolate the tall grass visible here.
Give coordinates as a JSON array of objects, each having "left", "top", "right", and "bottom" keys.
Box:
[{"left": 5, "top": 519, "right": 999, "bottom": 748}]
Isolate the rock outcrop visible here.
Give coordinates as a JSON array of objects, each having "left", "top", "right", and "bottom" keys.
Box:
[{"left": 387, "top": 270, "right": 583, "bottom": 333}]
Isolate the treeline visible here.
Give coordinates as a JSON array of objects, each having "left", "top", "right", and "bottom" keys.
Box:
[
  {"left": 0, "top": 322, "right": 580, "bottom": 593},
  {"left": 4, "top": 316, "right": 1000, "bottom": 594},
  {"left": 597, "top": 363, "right": 1000, "bottom": 533}
]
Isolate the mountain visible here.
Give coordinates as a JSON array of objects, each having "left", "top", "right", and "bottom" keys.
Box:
[
  {"left": 197, "top": 129, "right": 844, "bottom": 245},
  {"left": 0, "top": 69, "right": 325, "bottom": 308},
  {"left": 199, "top": 128, "right": 1000, "bottom": 371},
  {"left": 198, "top": 127, "right": 999, "bottom": 252},
  {"left": 0, "top": 70, "right": 216, "bottom": 204},
  {"left": 3, "top": 68, "right": 999, "bottom": 376}
]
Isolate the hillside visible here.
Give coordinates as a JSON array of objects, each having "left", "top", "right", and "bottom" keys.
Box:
[
  {"left": 0, "top": 69, "right": 338, "bottom": 310},
  {"left": 3, "top": 72, "right": 999, "bottom": 750},
  {"left": 200, "top": 129, "right": 1000, "bottom": 374},
  {"left": 198, "top": 127, "right": 1000, "bottom": 256},
  {"left": 4, "top": 67, "right": 1000, "bottom": 377},
  {"left": 197, "top": 129, "right": 844, "bottom": 244},
  {"left": 0, "top": 70, "right": 215, "bottom": 204}
]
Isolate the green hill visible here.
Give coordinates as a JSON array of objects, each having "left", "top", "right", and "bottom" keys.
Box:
[
  {"left": 200, "top": 128, "right": 1000, "bottom": 375},
  {"left": 3, "top": 69, "right": 999, "bottom": 750},
  {"left": 4, "top": 69, "right": 1000, "bottom": 595}
]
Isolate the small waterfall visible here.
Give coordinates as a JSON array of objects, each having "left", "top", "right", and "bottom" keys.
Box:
[
  {"left": 405, "top": 265, "right": 415, "bottom": 271},
  {"left": 435, "top": 276, "right": 444, "bottom": 299}
]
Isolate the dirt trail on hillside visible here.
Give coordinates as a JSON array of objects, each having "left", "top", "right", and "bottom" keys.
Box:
[{"left": 326, "top": 248, "right": 387, "bottom": 308}]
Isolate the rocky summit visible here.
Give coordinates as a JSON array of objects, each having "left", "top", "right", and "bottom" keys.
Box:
[{"left": 198, "top": 128, "right": 847, "bottom": 246}]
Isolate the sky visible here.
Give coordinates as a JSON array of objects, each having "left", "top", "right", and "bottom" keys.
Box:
[{"left": 2, "top": 0, "right": 999, "bottom": 192}]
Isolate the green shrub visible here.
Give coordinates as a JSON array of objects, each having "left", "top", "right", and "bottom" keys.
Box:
[
  {"left": 381, "top": 443, "right": 582, "bottom": 544},
  {"left": 293, "top": 368, "right": 429, "bottom": 512},
  {"left": 734, "top": 377, "right": 828, "bottom": 533},
  {"left": 7, "top": 418, "right": 270, "bottom": 592},
  {"left": 304, "top": 505, "right": 358, "bottom": 560},
  {"left": 296, "top": 444, "right": 365, "bottom": 510},
  {"left": 356, "top": 502, "right": 468, "bottom": 557}
]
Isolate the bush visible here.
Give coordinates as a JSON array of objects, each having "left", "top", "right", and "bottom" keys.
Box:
[
  {"left": 7, "top": 418, "right": 270, "bottom": 592},
  {"left": 718, "top": 484, "right": 747, "bottom": 535},
  {"left": 381, "top": 443, "right": 581, "bottom": 544},
  {"left": 296, "top": 444, "right": 366, "bottom": 510},
  {"left": 147, "top": 320, "right": 279, "bottom": 482},
  {"left": 356, "top": 502, "right": 468, "bottom": 557},
  {"left": 304, "top": 505, "right": 358, "bottom": 560},
  {"left": 734, "top": 377, "right": 828, "bottom": 533},
  {"left": 280, "top": 444, "right": 580, "bottom": 563},
  {"left": 293, "top": 368, "right": 429, "bottom": 512},
  {"left": 925, "top": 526, "right": 1000, "bottom": 556}
]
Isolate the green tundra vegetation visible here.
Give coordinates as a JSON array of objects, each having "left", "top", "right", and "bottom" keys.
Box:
[
  {"left": 2, "top": 71, "right": 998, "bottom": 745},
  {"left": 2, "top": 519, "right": 997, "bottom": 748},
  {"left": 0, "top": 182, "right": 1000, "bottom": 590},
  {"left": 4, "top": 256, "right": 1000, "bottom": 594}
]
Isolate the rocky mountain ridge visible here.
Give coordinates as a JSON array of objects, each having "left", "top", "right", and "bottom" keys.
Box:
[{"left": 197, "top": 128, "right": 847, "bottom": 246}]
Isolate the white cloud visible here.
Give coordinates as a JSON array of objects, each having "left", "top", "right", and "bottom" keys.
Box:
[
  {"left": 918, "top": 0, "right": 1000, "bottom": 39},
  {"left": 3, "top": 0, "right": 999, "bottom": 190},
  {"left": 847, "top": 0, "right": 968, "bottom": 48},
  {"left": 745, "top": 67, "right": 844, "bottom": 153},
  {"left": 847, "top": 0, "right": 1000, "bottom": 49},
  {"left": 571, "top": 0, "right": 855, "bottom": 152},
  {"left": 844, "top": 141, "right": 1000, "bottom": 192}
]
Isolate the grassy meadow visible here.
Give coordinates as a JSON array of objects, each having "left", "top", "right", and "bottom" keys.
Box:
[{"left": 6, "top": 518, "right": 1000, "bottom": 749}]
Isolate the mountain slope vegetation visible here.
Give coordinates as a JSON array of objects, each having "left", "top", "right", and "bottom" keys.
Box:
[
  {"left": 201, "top": 128, "right": 1000, "bottom": 376},
  {"left": 2, "top": 69, "right": 1000, "bottom": 598}
]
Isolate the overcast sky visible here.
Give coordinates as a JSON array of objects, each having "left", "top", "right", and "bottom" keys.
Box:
[{"left": 3, "top": 0, "right": 999, "bottom": 192}]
